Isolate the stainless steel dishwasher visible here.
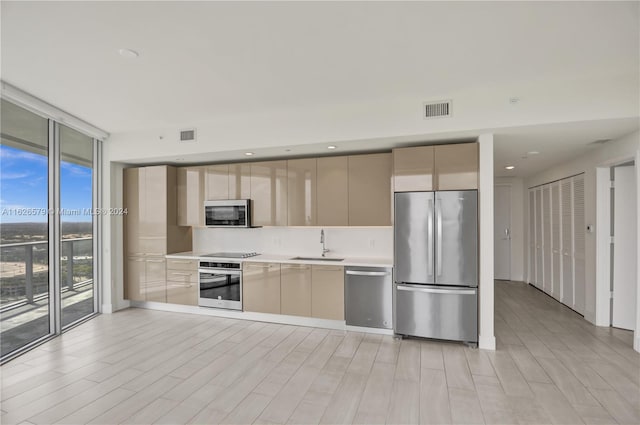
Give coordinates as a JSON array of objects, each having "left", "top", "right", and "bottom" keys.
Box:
[{"left": 345, "top": 266, "right": 393, "bottom": 329}]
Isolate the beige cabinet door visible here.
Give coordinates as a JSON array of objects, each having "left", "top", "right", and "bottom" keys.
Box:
[
  {"left": 205, "top": 164, "right": 230, "bottom": 200},
  {"left": 311, "top": 265, "right": 344, "bottom": 320},
  {"left": 348, "top": 153, "right": 392, "bottom": 226},
  {"left": 177, "top": 166, "right": 205, "bottom": 227},
  {"left": 393, "top": 146, "right": 435, "bottom": 192},
  {"left": 287, "top": 158, "right": 317, "bottom": 226},
  {"left": 281, "top": 264, "right": 312, "bottom": 317},
  {"left": 166, "top": 267, "right": 198, "bottom": 306},
  {"left": 125, "top": 255, "right": 145, "bottom": 301},
  {"left": 145, "top": 256, "right": 167, "bottom": 303},
  {"left": 317, "top": 156, "right": 349, "bottom": 226},
  {"left": 250, "top": 161, "right": 288, "bottom": 226},
  {"left": 141, "top": 166, "right": 168, "bottom": 254},
  {"left": 434, "top": 143, "right": 479, "bottom": 190},
  {"left": 229, "top": 163, "right": 251, "bottom": 199},
  {"left": 243, "top": 262, "right": 281, "bottom": 314},
  {"left": 123, "top": 168, "right": 142, "bottom": 255}
]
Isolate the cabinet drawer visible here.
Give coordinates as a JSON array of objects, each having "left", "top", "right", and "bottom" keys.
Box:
[
  {"left": 166, "top": 270, "right": 198, "bottom": 284},
  {"left": 166, "top": 258, "right": 198, "bottom": 271}
]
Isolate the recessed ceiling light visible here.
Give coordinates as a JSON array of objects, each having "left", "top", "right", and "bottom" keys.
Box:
[
  {"left": 327, "top": 145, "right": 337, "bottom": 150},
  {"left": 245, "top": 152, "right": 254, "bottom": 156},
  {"left": 509, "top": 97, "right": 520, "bottom": 104},
  {"left": 118, "top": 48, "right": 139, "bottom": 59},
  {"left": 505, "top": 165, "right": 515, "bottom": 170},
  {"left": 526, "top": 151, "right": 540, "bottom": 156}
]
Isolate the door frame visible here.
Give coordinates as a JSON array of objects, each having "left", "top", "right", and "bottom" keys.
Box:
[{"left": 595, "top": 150, "right": 640, "bottom": 352}]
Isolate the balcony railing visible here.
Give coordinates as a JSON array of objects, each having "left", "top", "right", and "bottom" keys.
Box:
[{"left": 0, "top": 237, "right": 93, "bottom": 312}]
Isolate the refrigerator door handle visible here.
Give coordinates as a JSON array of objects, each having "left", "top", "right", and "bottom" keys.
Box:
[
  {"left": 436, "top": 201, "right": 443, "bottom": 277},
  {"left": 396, "top": 284, "right": 476, "bottom": 296},
  {"left": 427, "top": 197, "right": 434, "bottom": 277}
]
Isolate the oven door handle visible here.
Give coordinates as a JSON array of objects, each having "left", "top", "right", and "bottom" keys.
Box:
[{"left": 198, "top": 269, "right": 242, "bottom": 276}]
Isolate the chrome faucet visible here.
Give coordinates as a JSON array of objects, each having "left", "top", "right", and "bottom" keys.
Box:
[{"left": 320, "top": 229, "right": 330, "bottom": 257}]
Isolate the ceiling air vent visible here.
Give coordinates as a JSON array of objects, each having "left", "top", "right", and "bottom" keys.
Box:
[
  {"left": 179, "top": 128, "right": 196, "bottom": 142},
  {"left": 424, "top": 100, "right": 452, "bottom": 119}
]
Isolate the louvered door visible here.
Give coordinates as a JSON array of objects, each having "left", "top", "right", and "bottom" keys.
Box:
[
  {"left": 529, "top": 190, "right": 536, "bottom": 284},
  {"left": 561, "top": 178, "right": 574, "bottom": 307},
  {"left": 551, "top": 182, "right": 562, "bottom": 300},
  {"left": 543, "top": 185, "right": 553, "bottom": 295},
  {"left": 535, "top": 188, "right": 544, "bottom": 289},
  {"left": 573, "top": 175, "right": 586, "bottom": 314}
]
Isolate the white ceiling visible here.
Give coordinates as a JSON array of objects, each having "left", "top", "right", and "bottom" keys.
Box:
[{"left": 2, "top": 1, "right": 639, "bottom": 178}]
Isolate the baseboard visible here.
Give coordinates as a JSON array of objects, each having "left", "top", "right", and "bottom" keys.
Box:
[
  {"left": 478, "top": 334, "right": 496, "bottom": 350},
  {"left": 634, "top": 335, "right": 640, "bottom": 353},
  {"left": 101, "top": 303, "right": 113, "bottom": 314}
]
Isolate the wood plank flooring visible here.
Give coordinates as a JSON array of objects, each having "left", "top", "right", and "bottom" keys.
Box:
[{"left": 1, "top": 281, "right": 639, "bottom": 424}]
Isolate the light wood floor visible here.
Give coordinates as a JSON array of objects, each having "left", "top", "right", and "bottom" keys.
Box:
[{"left": 1, "top": 281, "right": 639, "bottom": 425}]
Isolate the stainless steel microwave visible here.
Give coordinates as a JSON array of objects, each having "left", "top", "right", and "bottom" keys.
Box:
[{"left": 204, "top": 200, "right": 251, "bottom": 227}]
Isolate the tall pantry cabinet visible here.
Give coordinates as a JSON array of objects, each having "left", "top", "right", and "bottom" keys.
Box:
[{"left": 124, "top": 165, "right": 192, "bottom": 302}]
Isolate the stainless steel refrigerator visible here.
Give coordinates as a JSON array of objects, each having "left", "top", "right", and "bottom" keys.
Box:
[{"left": 394, "top": 191, "right": 478, "bottom": 343}]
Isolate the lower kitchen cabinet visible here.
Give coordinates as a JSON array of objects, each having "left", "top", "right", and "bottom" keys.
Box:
[
  {"left": 311, "top": 265, "right": 344, "bottom": 320},
  {"left": 166, "top": 258, "right": 198, "bottom": 306},
  {"left": 243, "top": 262, "right": 281, "bottom": 314},
  {"left": 126, "top": 255, "right": 167, "bottom": 302},
  {"left": 281, "top": 264, "right": 312, "bottom": 317},
  {"left": 125, "top": 256, "right": 146, "bottom": 301},
  {"left": 145, "top": 256, "right": 167, "bottom": 303}
]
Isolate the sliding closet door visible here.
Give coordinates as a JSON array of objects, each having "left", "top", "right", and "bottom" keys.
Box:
[
  {"left": 573, "top": 175, "right": 586, "bottom": 315},
  {"left": 551, "top": 182, "right": 562, "bottom": 300},
  {"left": 561, "top": 179, "right": 574, "bottom": 307}
]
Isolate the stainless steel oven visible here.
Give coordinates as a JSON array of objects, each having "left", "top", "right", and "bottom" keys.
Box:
[
  {"left": 198, "top": 260, "right": 242, "bottom": 310},
  {"left": 204, "top": 199, "right": 251, "bottom": 227}
]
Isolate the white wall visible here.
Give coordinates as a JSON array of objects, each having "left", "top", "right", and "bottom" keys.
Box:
[
  {"left": 524, "top": 130, "right": 640, "bottom": 327},
  {"left": 193, "top": 226, "right": 392, "bottom": 259},
  {"left": 495, "top": 177, "right": 525, "bottom": 282}
]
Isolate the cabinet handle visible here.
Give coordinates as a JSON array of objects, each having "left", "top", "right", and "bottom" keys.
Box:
[
  {"left": 170, "top": 260, "right": 193, "bottom": 264},
  {"left": 169, "top": 272, "right": 193, "bottom": 276},
  {"left": 346, "top": 270, "right": 389, "bottom": 276},
  {"left": 147, "top": 259, "right": 165, "bottom": 263}
]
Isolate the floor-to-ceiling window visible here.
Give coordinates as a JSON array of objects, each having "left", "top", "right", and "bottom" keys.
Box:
[{"left": 0, "top": 99, "right": 100, "bottom": 362}]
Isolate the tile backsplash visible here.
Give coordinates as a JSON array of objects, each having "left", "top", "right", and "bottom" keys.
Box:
[{"left": 193, "top": 227, "right": 393, "bottom": 258}]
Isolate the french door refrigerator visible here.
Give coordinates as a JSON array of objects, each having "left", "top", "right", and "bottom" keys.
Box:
[{"left": 394, "top": 191, "right": 478, "bottom": 343}]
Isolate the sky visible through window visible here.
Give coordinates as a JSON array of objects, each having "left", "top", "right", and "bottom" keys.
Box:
[{"left": 0, "top": 144, "right": 92, "bottom": 223}]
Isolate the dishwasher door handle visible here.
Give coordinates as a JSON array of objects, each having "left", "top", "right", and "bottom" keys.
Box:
[
  {"left": 346, "top": 271, "right": 390, "bottom": 277},
  {"left": 396, "top": 284, "right": 476, "bottom": 296}
]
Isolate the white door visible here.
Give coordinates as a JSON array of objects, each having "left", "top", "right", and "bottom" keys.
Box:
[
  {"left": 551, "top": 183, "right": 562, "bottom": 300},
  {"left": 535, "top": 188, "right": 544, "bottom": 289},
  {"left": 573, "top": 175, "right": 586, "bottom": 315},
  {"left": 561, "top": 179, "right": 574, "bottom": 307},
  {"left": 612, "top": 166, "right": 637, "bottom": 330},
  {"left": 494, "top": 185, "right": 511, "bottom": 280},
  {"left": 543, "top": 185, "right": 553, "bottom": 295},
  {"left": 529, "top": 190, "right": 536, "bottom": 284}
]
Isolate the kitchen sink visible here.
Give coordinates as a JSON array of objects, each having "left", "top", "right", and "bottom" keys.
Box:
[{"left": 290, "top": 256, "right": 344, "bottom": 262}]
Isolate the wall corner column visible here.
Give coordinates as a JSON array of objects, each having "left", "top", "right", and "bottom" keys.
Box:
[{"left": 478, "top": 133, "right": 496, "bottom": 350}]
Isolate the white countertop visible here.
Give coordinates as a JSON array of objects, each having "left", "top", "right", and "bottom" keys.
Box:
[{"left": 165, "top": 251, "right": 392, "bottom": 268}]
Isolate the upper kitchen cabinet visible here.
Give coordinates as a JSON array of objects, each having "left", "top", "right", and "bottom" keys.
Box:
[
  {"left": 251, "top": 160, "right": 288, "bottom": 226},
  {"left": 348, "top": 153, "right": 392, "bottom": 226},
  {"left": 287, "top": 158, "right": 317, "bottom": 226},
  {"left": 434, "top": 143, "right": 478, "bottom": 190},
  {"left": 317, "top": 156, "right": 349, "bottom": 226},
  {"left": 177, "top": 166, "right": 205, "bottom": 227},
  {"left": 392, "top": 146, "right": 435, "bottom": 192},
  {"left": 205, "top": 164, "right": 230, "bottom": 200},
  {"left": 228, "top": 163, "right": 251, "bottom": 199}
]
